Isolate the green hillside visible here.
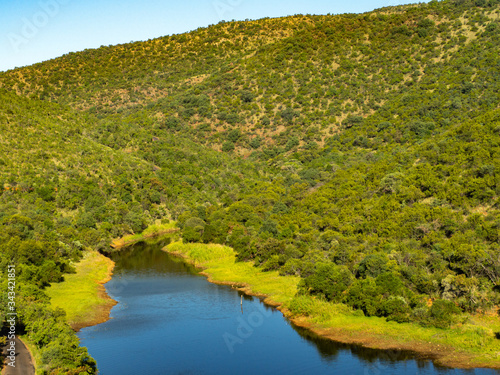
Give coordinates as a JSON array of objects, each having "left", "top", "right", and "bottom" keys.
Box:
[
  {"left": 1, "top": 0, "right": 500, "bottom": 372},
  {"left": 2, "top": 0, "right": 500, "bottom": 154}
]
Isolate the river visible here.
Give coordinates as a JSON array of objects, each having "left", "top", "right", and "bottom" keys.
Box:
[{"left": 77, "top": 238, "right": 499, "bottom": 375}]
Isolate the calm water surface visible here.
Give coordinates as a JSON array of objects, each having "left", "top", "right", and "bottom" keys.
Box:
[{"left": 78, "top": 239, "right": 499, "bottom": 375}]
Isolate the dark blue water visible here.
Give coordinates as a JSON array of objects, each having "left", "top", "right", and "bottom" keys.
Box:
[{"left": 78, "top": 239, "right": 499, "bottom": 375}]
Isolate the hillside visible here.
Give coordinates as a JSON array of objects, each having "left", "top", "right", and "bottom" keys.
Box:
[
  {"left": 1, "top": 0, "right": 500, "bottom": 154},
  {"left": 1, "top": 0, "right": 500, "bottom": 372}
]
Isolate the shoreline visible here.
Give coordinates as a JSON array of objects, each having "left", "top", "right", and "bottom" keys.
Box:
[
  {"left": 110, "top": 225, "right": 179, "bottom": 250},
  {"left": 46, "top": 251, "right": 117, "bottom": 332},
  {"left": 162, "top": 241, "right": 500, "bottom": 370},
  {"left": 192, "top": 272, "right": 458, "bottom": 366},
  {"left": 71, "top": 255, "right": 117, "bottom": 332},
  {"left": 55, "top": 230, "right": 500, "bottom": 369},
  {"left": 64, "top": 229, "right": 179, "bottom": 332},
  {"left": 67, "top": 227, "right": 177, "bottom": 330}
]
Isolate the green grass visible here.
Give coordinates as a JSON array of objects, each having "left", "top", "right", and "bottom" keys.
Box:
[
  {"left": 111, "top": 222, "right": 178, "bottom": 249},
  {"left": 165, "top": 241, "right": 299, "bottom": 305},
  {"left": 164, "top": 241, "right": 500, "bottom": 368},
  {"left": 45, "top": 251, "right": 115, "bottom": 329}
]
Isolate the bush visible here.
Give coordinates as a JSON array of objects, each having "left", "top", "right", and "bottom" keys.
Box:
[
  {"left": 36, "top": 186, "right": 55, "bottom": 202},
  {"left": 288, "top": 295, "right": 316, "bottom": 316},
  {"left": 260, "top": 219, "right": 278, "bottom": 236},
  {"left": 344, "top": 277, "right": 381, "bottom": 316},
  {"left": 429, "top": 299, "right": 461, "bottom": 328},
  {"left": 281, "top": 108, "right": 298, "bottom": 123},
  {"left": 376, "top": 272, "right": 407, "bottom": 296},
  {"left": 227, "top": 129, "right": 241, "bottom": 143},
  {"left": 240, "top": 90, "right": 255, "bottom": 103},
  {"left": 408, "top": 120, "right": 435, "bottom": 138},
  {"left": 222, "top": 141, "right": 235, "bottom": 152},
  {"left": 379, "top": 172, "right": 404, "bottom": 194},
  {"left": 300, "top": 262, "right": 354, "bottom": 301},
  {"left": 162, "top": 116, "right": 182, "bottom": 131},
  {"left": 249, "top": 137, "right": 261, "bottom": 149},
  {"left": 357, "top": 253, "right": 389, "bottom": 278},
  {"left": 343, "top": 115, "right": 364, "bottom": 128},
  {"left": 280, "top": 258, "right": 302, "bottom": 276},
  {"left": 261, "top": 255, "right": 281, "bottom": 271},
  {"left": 380, "top": 296, "right": 411, "bottom": 323},
  {"left": 285, "top": 137, "right": 299, "bottom": 151}
]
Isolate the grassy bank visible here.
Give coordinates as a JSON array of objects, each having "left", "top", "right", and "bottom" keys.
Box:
[
  {"left": 165, "top": 241, "right": 300, "bottom": 306},
  {"left": 45, "top": 251, "right": 116, "bottom": 331},
  {"left": 110, "top": 222, "right": 178, "bottom": 249},
  {"left": 45, "top": 223, "right": 177, "bottom": 331},
  {"left": 163, "top": 241, "right": 500, "bottom": 369}
]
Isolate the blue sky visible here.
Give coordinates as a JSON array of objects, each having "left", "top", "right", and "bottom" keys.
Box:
[{"left": 0, "top": 0, "right": 426, "bottom": 72}]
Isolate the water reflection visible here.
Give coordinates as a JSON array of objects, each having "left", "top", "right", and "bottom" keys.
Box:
[
  {"left": 289, "top": 324, "right": 461, "bottom": 373},
  {"left": 78, "top": 237, "right": 500, "bottom": 375}
]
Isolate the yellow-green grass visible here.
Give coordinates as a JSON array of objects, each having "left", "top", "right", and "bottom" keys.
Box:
[
  {"left": 110, "top": 222, "right": 178, "bottom": 249},
  {"left": 164, "top": 241, "right": 500, "bottom": 368},
  {"left": 164, "top": 241, "right": 299, "bottom": 306},
  {"left": 45, "top": 251, "right": 115, "bottom": 330},
  {"left": 290, "top": 295, "right": 500, "bottom": 366}
]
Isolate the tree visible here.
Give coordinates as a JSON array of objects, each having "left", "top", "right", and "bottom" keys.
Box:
[
  {"left": 357, "top": 253, "right": 389, "bottom": 278},
  {"left": 182, "top": 217, "right": 206, "bottom": 243},
  {"left": 300, "top": 262, "right": 354, "bottom": 302},
  {"left": 222, "top": 141, "right": 235, "bottom": 152},
  {"left": 428, "top": 299, "right": 461, "bottom": 328}
]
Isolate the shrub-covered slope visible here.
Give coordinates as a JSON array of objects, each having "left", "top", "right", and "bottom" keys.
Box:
[
  {"left": 1, "top": 0, "right": 499, "bottom": 155},
  {"left": 0, "top": 89, "right": 267, "bottom": 372},
  {"left": 1, "top": 0, "right": 500, "bottom": 371}
]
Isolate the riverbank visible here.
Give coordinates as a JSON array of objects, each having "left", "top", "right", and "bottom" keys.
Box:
[
  {"left": 45, "top": 251, "right": 116, "bottom": 331},
  {"left": 46, "top": 224, "right": 178, "bottom": 331},
  {"left": 163, "top": 241, "right": 500, "bottom": 370},
  {"left": 110, "top": 222, "right": 179, "bottom": 250}
]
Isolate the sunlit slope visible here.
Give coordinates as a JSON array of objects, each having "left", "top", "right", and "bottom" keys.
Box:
[
  {"left": 1, "top": 0, "right": 499, "bottom": 154},
  {"left": 1, "top": 0, "right": 500, "bottom": 370},
  {"left": 0, "top": 89, "right": 150, "bottom": 190},
  {"left": 0, "top": 87, "right": 267, "bottom": 248}
]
